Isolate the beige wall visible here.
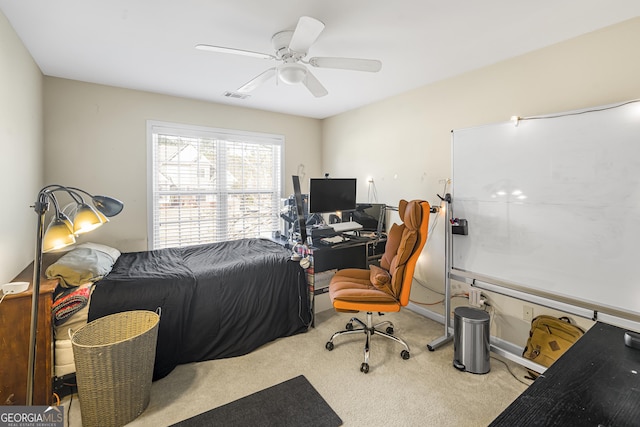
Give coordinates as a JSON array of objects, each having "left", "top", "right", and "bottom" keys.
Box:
[
  {"left": 0, "top": 11, "right": 43, "bottom": 283},
  {"left": 43, "top": 79, "right": 323, "bottom": 251},
  {"left": 322, "top": 17, "right": 640, "bottom": 345}
]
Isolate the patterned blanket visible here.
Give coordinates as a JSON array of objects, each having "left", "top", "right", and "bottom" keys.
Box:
[{"left": 52, "top": 284, "right": 91, "bottom": 325}]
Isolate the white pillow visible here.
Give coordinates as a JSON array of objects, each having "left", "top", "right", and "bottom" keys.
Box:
[
  {"left": 45, "top": 243, "right": 121, "bottom": 288},
  {"left": 76, "top": 242, "right": 121, "bottom": 261}
]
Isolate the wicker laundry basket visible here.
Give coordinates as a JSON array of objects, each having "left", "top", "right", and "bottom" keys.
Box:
[{"left": 71, "top": 310, "right": 160, "bottom": 427}]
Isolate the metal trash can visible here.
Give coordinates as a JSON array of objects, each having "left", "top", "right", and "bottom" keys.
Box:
[
  {"left": 453, "top": 306, "right": 490, "bottom": 374},
  {"left": 71, "top": 310, "right": 160, "bottom": 427}
]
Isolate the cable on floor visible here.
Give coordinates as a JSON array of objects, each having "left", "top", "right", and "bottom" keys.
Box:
[
  {"left": 409, "top": 293, "right": 469, "bottom": 306},
  {"left": 491, "top": 356, "right": 533, "bottom": 386},
  {"left": 67, "top": 392, "right": 73, "bottom": 427},
  {"left": 297, "top": 270, "right": 313, "bottom": 328}
]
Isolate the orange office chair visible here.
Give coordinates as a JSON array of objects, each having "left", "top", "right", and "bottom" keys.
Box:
[{"left": 325, "top": 199, "right": 431, "bottom": 373}]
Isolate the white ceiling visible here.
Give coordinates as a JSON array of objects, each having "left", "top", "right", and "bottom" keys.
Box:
[{"left": 2, "top": 1, "right": 639, "bottom": 119}]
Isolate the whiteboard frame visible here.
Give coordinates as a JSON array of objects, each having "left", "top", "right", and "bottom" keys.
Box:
[{"left": 450, "top": 100, "right": 640, "bottom": 326}]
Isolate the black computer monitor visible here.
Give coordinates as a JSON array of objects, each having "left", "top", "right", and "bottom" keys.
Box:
[
  {"left": 308, "top": 178, "right": 357, "bottom": 214},
  {"left": 348, "top": 203, "right": 386, "bottom": 233},
  {"left": 292, "top": 175, "right": 308, "bottom": 244}
]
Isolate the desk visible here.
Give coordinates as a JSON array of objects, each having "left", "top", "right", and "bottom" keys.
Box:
[
  {"left": 491, "top": 322, "right": 640, "bottom": 426},
  {"left": 285, "top": 235, "right": 385, "bottom": 319},
  {"left": 311, "top": 236, "right": 385, "bottom": 271}
]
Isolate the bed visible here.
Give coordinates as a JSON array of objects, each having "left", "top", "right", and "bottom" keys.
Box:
[{"left": 47, "top": 238, "right": 311, "bottom": 380}]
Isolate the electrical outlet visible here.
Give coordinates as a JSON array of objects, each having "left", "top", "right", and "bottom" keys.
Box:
[
  {"left": 469, "top": 288, "right": 483, "bottom": 307},
  {"left": 523, "top": 305, "right": 534, "bottom": 322}
]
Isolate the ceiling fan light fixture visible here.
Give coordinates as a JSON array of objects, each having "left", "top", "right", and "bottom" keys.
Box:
[
  {"left": 198, "top": 15, "right": 381, "bottom": 97},
  {"left": 279, "top": 63, "right": 307, "bottom": 85}
]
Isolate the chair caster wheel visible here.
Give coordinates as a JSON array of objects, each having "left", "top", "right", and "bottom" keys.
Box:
[
  {"left": 346, "top": 323, "right": 354, "bottom": 331},
  {"left": 325, "top": 342, "right": 334, "bottom": 351},
  {"left": 386, "top": 326, "right": 394, "bottom": 334},
  {"left": 401, "top": 350, "right": 410, "bottom": 360},
  {"left": 360, "top": 363, "right": 369, "bottom": 373}
]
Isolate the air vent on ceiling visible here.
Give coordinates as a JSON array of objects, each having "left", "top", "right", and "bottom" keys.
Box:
[{"left": 223, "top": 91, "right": 251, "bottom": 99}]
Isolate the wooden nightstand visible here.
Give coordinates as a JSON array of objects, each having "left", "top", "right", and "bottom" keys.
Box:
[{"left": 0, "top": 260, "right": 58, "bottom": 405}]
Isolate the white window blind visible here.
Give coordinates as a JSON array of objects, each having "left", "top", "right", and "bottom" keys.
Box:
[{"left": 147, "top": 121, "right": 284, "bottom": 250}]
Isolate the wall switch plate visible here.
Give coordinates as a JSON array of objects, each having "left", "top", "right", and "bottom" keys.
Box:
[{"left": 523, "top": 305, "right": 534, "bottom": 322}]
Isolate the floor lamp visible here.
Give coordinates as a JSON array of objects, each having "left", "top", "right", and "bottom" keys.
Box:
[{"left": 27, "top": 185, "right": 123, "bottom": 405}]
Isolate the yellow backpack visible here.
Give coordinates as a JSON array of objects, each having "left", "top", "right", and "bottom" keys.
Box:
[{"left": 522, "top": 315, "right": 585, "bottom": 379}]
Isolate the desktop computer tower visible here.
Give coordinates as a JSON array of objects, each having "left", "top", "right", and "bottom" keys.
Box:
[{"left": 313, "top": 270, "right": 336, "bottom": 315}]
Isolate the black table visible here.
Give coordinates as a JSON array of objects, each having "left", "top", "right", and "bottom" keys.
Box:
[{"left": 491, "top": 322, "right": 640, "bottom": 427}]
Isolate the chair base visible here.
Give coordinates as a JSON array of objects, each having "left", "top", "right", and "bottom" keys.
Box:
[{"left": 325, "top": 311, "right": 410, "bottom": 373}]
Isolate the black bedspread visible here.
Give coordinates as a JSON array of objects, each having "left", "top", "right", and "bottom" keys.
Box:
[{"left": 88, "top": 238, "right": 311, "bottom": 380}]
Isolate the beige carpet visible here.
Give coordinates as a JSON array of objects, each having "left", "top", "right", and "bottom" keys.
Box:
[{"left": 62, "top": 308, "right": 531, "bottom": 426}]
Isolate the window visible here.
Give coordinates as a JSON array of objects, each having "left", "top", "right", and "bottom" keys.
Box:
[{"left": 147, "top": 121, "right": 284, "bottom": 249}]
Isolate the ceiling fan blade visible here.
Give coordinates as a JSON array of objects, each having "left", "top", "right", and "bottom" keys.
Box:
[
  {"left": 289, "top": 16, "right": 325, "bottom": 53},
  {"left": 237, "top": 67, "right": 277, "bottom": 93},
  {"left": 308, "top": 57, "right": 382, "bottom": 72},
  {"left": 195, "top": 44, "right": 275, "bottom": 60},
  {"left": 302, "top": 70, "right": 328, "bottom": 98}
]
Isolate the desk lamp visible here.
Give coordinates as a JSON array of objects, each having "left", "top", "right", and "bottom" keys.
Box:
[{"left": 27, "top": 185, "right": 123, "bottom": 405}]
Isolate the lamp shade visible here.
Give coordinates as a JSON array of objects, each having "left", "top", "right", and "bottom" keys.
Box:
[
  {"left": 58, "top": 212, "right": 74, "bottom": 233},
  {"left": 96, "top": 209, "right": 109, "bottom": 224},
  {"left": 43, "top": 218, "right": 76, "bottom": 252},
  {"left": 73, "top": 204, "right": 104, "bottom": 234},
  {"left": 92, "top": 195, "right": 124, "bottom": 217}
]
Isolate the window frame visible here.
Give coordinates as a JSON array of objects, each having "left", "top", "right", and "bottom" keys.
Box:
[{"left": 146, "top": 120, "right": 285, "bottom": 250}]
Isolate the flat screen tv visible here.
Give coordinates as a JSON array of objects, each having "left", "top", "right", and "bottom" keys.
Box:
[{"left": 309, "top": 178, "right": 357, "bottom": 214}]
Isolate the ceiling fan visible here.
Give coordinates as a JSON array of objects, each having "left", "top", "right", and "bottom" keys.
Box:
[{"left": 195, "top": 16, "right": 382, "bottom": 98}]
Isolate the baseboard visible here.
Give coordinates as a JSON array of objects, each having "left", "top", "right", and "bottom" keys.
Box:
[
  {"left": 490, "top": 337, "right": 546, "bottom": 374},
  {"left": 406, "top": 302, "right": 446, "bottom": 324},
  {"left": 490, "top": 335, "right": 523, "bottom": 356}
]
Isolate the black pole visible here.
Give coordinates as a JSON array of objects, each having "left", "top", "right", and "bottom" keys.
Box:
[{"left": 27, "top": 192, "right": 48, "bottom": 405}]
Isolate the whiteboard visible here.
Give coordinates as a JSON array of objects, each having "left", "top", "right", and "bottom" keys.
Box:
[{"left": 451, "top": 101, "right": 640, "bottom": 321}]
